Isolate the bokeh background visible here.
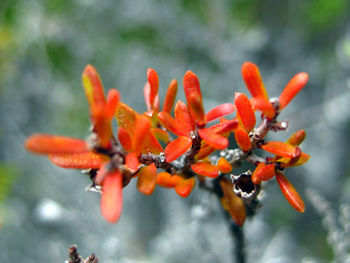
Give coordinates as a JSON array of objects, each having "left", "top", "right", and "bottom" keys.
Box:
[{"left": 1, "top": 0, "right": 350, "bottom": 262}]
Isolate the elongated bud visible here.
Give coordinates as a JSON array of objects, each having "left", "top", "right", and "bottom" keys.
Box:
[
  {"left": 241, "top": 62, "right": 268, "bottom": 99},
  {"left": 157, "top": 172, "right": 184, "bottom": 188},
  {"left": 106, "top": 89, "right": 120, "bottom": 119},
  {"left": 133, "top": 115, "right": 151, "bottom": 155},
  {"left": 137, "top": 163, "right": 157, "bottom": 195},
  {"left": 125, "top": 152, "right": 140, "bottom": 173},
  {"left": 175, "top": 177, "right": 195, "bottom": 198},
  {"left": 158, "top": 111, "right": 188, "bottom": 137},
  {"left": 165, "top": 136, "right": 192, "bottom": 162},
  {"left": 251, "top": 97, "right": 275, "bottom": 119},
  {"left": 279, "top": 72, "right": 308, "bottom": 110},
  {"left": 163, "top": 79, "right": 178, "bottom": 114},
  {"left": 275, "top": 171, "right": 305, "bottom": 212},
  {"left": 118, "top": 127, "right": 133, "bottom": 152},
  {"left": 205, "top": 103, "right": 235, "bottom": 122},
  {"left": 147, "top": 68, "right": 159, "bottom": 109},
  {"left": 198, "top": 128, "right": 229, "bottom": 149},
  {"left": 49, "top": 152, "right": 108, "bottom": 169},
  {"left": 82, "top": 65, "right": 106, "bottom": 111},
  {"left": 25, "top": 134, "right": 89, "bottom": 155},
  {"left": 175, "top": 100, "right": 195, "bottom": 135},
  {"left": 191, "top": 162, "right": 219, "bottom": 178},
  {"left": 286, "top": 130, "right": 306, "bottom": 146},
  {"left": 251, "top": 163, "right": 275, "bottom": 184},
  {"left": 234, "top": 126, "right": 252, "bottom": 152},
  {"left": 235, "top": 93, "right": 256, "bottom": 132},
  {"left": 217, "top": 157, "right": 232, "bottom": 173},
  {"left": 261, "top": 141, "right": 296, "bottom": 158}
]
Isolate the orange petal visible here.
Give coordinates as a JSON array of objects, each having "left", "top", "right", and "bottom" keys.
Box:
[
  {"left": 165, "top": 136, "right": 192, "bottom": 162},
  {"left": 234, "top": 126, "right": 252, "bottom": 152},
  {"left": 241, "top": 62, "right": 268, "bottom": 99},
  {"left": 175, "top": 177, "right": 195, "bottom": 198},
  {"left": 251, "top": 97, "right": 275, "bottom": 119},
  {"left": 82, "top": 65, "right": 106, "bottom": 111},
  {"left": 278, "top": 152, "right": 310, "bottom": 167},
  {"left": 251, "top": 163, "right": 275, "bottom": 184},
  {"left": 25, "top": 134, "right": 89, "bottom": 155},
  {"left": 208, "top": 119, "right": 238, "bottom": 134},
  {"left": 118, "top": 127, "right": 133, "bottom": 152},
  {"left": 157, "top": 172, "right": 184, "bottom": 188},
  {"left": 175, "top": 100, "right": 195, "bottom": 134},
  {"left": 217, "top": 157, "right": 232, "bottom": 173},
  {"left": 147, "top": 68, "right": 159, "bottom": 109},
  {"left": 158, "top": 111, "right": 188, "bottom": 136},
  {"left": 235, "top": 93, "right": 256, "bottom": 132},
  {"left": 191, "top": 162, "right": 219, "bottom": 178},
  {"left": 286, "top": 130, "right": 306, "bottom": 146},
  {"left": 151, "top": 128, "right": 170, "bottom": 143},
  {"left": 279, "top": 72, "right": 308, "bottom": 110},
  {"left": 198, "top": 128, "right": 228, "bottom": 149},
  {"left": 261, "top": 141, "right": 296, "bottom": 158},
  {"left": 163, "top": 79, "right": 178, "bottom": 114},
  {"left": 125, "top": 152, "right": 140, "bottom": 173},
  {"left": 115, "top": 102, "right": 137, "bottom": 136},
  {"left": 275, "top": 172, "right": 305, "bottom": 212},
  {"left": 194, "top": 142, "right": 216, "bottom": 160},
  {"left": 220, "top": 179, "right": 246, "bottom": 226},
  {"left": 49, "top": 152, "right": 108, "bottom": 169},
  {"left": 144, "top": 83, "right": 152, "bottom": 111},
  {"left": 106, "top": 89, "right": 120, "bottom": 120},
  {"left": 133, "top": 115, "right": 151, "bottom": 155},
  {"left": 205, "top": 103, "right": 235, "bottom": 122},
  {"left": 144, "top": 131, "right": 163, "bottom": 154},
  {"left": 91, "top": 106, "right": 112, "bottom": 148},
  {"left": 100, "top": 170, "right": 123, "bottom": 223},
  {"left": 137, "top": 163, "right": 157, "bottom": 195}
]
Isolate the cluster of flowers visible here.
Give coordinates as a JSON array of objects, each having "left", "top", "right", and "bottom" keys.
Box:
[{"left": 25, "top": 62, "right": 310, "bottom": 226}]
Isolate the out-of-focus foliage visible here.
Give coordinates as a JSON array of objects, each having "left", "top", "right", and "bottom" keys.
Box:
[{"left": 1, "top": 0, "right": 350, "bottom": 262}]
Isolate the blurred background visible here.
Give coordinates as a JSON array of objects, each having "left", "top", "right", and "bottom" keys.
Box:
[{"left": 1, "top": 0, "right": 350, "bottom": 262}]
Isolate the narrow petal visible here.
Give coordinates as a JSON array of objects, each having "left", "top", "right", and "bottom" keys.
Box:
[
  {"left": 144, "top": 83, "right": 152, "bottom": 111},
  {"left": 118, "top": 127, "right": 133, "bottom": 152},
  {"left": 137, "top": 163, "right": 157, "bottom": 195},
  {"left": 163, "top": 79, "right": 178, "bottom": 114},
  {"left": 220, "top": 179, "right": 246, "bottom": 226},
  {"left": 144, "top": 131, "right": 163, "bottom": 154},
  {"left": 157, "top": 172, "right": 184, "bottom": 188},
  {"left": 175, "top": 177, "right": 195, "bottom": 198},
  {"left": 151, "top": 128, "right": 170, "bottom": 143},
  {"left": 165, "top": 136, "right": 192, "bottom": 162},
  {"left": 82, "top": 65, "right": 106, "bottom": 111},
  {"left": 241, "top": 62, "right": 268, "bottom": 99},
  {"left": 125, "top": 152, "right": 140, "bottom": 173},
  {"left": 49, "top": 152, "right": 108, "bottom": 169},
  {"left": 191, "top": 162, "right": 219, "bottom": 178},
  {"left": 279, "top": 72, "right": 308, "bottom": 110},
  {"left": 205, "top": 103, "right": 235, "bottom": 122},
  {"left": 133, "top": 115, "right": 151, "bottom": 155},
  {"left": 147, "top": 68, "right": 159, "bottom": 109},
  {"left": 106, "top": 89, "right": 120, "bottom": 120},
  {"left": 275, "top": 172, "right": 305, "bottom": 212},
  {"left": 25, "top": 134, "right": 89, "bottom": 155},
  {"left": 234, "top": 126, "right": 252, "bottom": 152},
  {"left": 251, "top": 97, "right": 275, "bottom": 119},
  {"left": 251, "top": 163, "right": 275, "bottom": 184},
  {"left": 115, "top": 102, "right": 137, "bottom": 136},
  {"left": 217, "top": 157, "right": 232, "bottom": 173},
  {"left": 91, "top": 106, "right": 112, "bottom": 148},
  {"left": 286, "top": 129, "right": 306, "bottom": 146},
  {"left": 198, "top": 128, "right": 228, "bottom": 149},
  {"left": 194, "top": 142, "right": 216, "bottom": 160},
  {"left": 261, "top": 141, "right": 296, "bottom": 158},
  {"left": 208, "top": 119, "right": 238, "bottom": 134},
  {"left": 278, "top": 152, "right": 310, "bottom": 167},
  {"left": 158, "top": 111, "right": 188, "bottom": 136},
  {"left": 175, "top": 100, "right": 195, "bottom": 134},
  {"left": 100, "top": 170, "right": 123, "bottom": 223},
  {"left": 235, "top": 93, "right": 256, "bottom": 132}
]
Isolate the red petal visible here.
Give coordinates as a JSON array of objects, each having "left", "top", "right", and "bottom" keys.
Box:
[
  {"left": 82, "top": 65, "right": 106, "bottom": 111},
  {"left": 191, "top": 162, "right": 219, "bottom": 178},
  {"left": 261, "top": 141, "right": 296, "bottom": 158},
  {"left": 241, "top": 62, "right": 268, "bottom": 99},
  {"left": 276, "top": 172, "right": 305, "bottom": 212},
  {"left": 217, "top": 157, "right": 232, "bottom": 173},
  {"left": 279, "top": 72, "right": 308, "bottom": 110},
  {"left": 115, "top": 102, "right": 137, "bottom": 136},
  {"left": 175, "top": 100, "right": 195, "bottom": 134},
  {"left": 158, "top": 111, "right": 188, "bottom": 136},
  {"left": 205, "top": 103, "right": 235, "bottom": 122},
  {"left": 144, "top": 131, "right": 163, "bottom": 154},
  {"left": 133, "top": 115, "right": 151, "bottom": 155},
  {"left": 286, "top": 130, "right": 306, "bottom": 146},
  {"left": 251, "top": 163, "right": 275, "bottom": 184},
  {"left": 25, "top": 134, "right": 89, "bottom": 155},
  {"left": 175, "top": 177, "right": 195, "bottom": 198},
  {"left": 163, "top": 79, "right": 178, "bottom": 114},
  {"left": 49, "top": 152, "right": 108, "bottom": 169},
  {"left": 147, "top": 68, "right": 159, "bottom": 109},
  {"left": 251, "top": 97, "right": 275, "bottom": 119},
  {"left": 220, "top": 179, "right": 246, "bottom": 226},
  {"left": 100, "top": 170, "right": 123, "bottom": 223},
  {"left": 208, "top": 119, "right": 238, "bottom": 134},
  {"left": 235, "top": 93, "right": 256, "bottom": 132},
  {"left": 137, "top": 163, "right": 157, "bottom": 195},
  {"left": 198, "top": 128, "right": 228, "bottom": 149},
  {"left": 157, "top": 172, "right": 184, "bottom": 188},
  {"left": 165, "top": 136, "right": 192, "bottom": 162},
  {"left": 125, "top": 152, "right": 140, "bottom": 173},
  {"left": 118, "top": 127, "right": 133, "bottom": 152},
  {"left": 234, "top": 126, "right": 252, "bottom": 152},
  {"left": 106, "top": 89, "right": 120, "bottom": 119},
  {"left": 91, "top": 106, "right": 112, "bottom": 149}
]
